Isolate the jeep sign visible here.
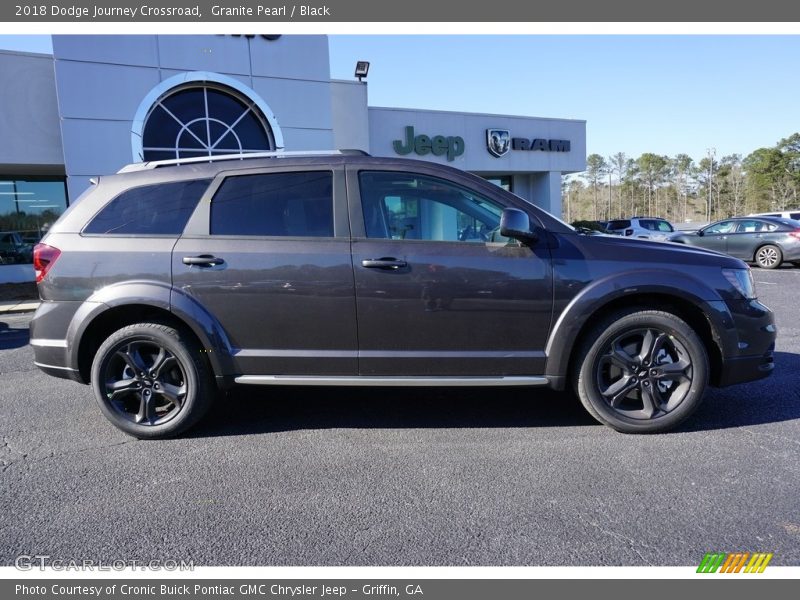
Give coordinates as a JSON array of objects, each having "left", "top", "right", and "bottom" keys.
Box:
[{"left": 393, "top": 126, "right": 465, "bottom": 162}]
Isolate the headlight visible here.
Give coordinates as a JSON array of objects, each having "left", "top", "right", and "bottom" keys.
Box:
[{"left": 722, "top": 268, "right": 756, "bottom": 299}]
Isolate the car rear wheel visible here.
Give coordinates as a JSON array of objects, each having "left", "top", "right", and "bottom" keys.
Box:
[
  {"left": 754, "top": 244, "right": 782, "bottom": 269},
  {"left": 90, "top": 322, "right": 215, "bottom": 439},
  {"left": 574, "top": 309, "right": 709, "bottom": 433}
]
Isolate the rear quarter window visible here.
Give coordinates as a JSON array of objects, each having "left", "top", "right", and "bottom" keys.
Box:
[
  {"left": 83, "top": 179, "right": 210, "bottom": 235},
  {"left": 607, "top": 220, "right": 631, "bottom": 230}
]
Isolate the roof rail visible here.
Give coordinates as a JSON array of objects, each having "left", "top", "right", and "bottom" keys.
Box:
[{"left": 117, "top": 149, "right": 370, "bottom": 174}]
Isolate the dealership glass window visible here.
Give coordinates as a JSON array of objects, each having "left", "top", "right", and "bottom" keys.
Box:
[
  {"left": 359, "top": 171, "right": 503, "bottom": 242},
  {"left": 0, "top": 177, "right": 67, "bottom": 266},
  {"left": 141, "top": 84, "right": 276, "bottom": 162},
  {"left": 211, "top": 172, "right": 333, "bottom": 237},
  {"left": 482, "top": 176, "right": 512, "bottom": 192},
  {"left": 84, "top": 179, "right": 211, "bottom": 235}
]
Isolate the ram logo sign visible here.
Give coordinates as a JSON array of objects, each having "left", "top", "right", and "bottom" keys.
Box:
[
  {"left": 486, "top": 129, "right": 570, "bottom": 157},
  {"left": 486, "top": 129, "right": 511, "bottom": 157}
]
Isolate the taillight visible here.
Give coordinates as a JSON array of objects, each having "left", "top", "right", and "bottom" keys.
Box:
[
  {"left": 625, "top": 229, "right": 633, "bottom": 236},
  {"left": 789, "top": 229, "right": 800, "bottom": 240},
  {"left": 33, "top": 243, "right": 61, "bottom": 283}
]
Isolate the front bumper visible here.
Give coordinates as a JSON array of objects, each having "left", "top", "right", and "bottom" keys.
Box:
[
  {"left": 714, "top": 298, "right": 776, "bottom": 387},
  {"left": 717, "top": 346, "right": 775, "bottom": 387}
]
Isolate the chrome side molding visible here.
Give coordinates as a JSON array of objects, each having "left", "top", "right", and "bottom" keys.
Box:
[{"left": 234, "top": 375, "right": 549, "bottom": 387}]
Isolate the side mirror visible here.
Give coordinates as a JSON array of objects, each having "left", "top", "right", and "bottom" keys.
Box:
[
  {"left": 697, "top": 229, "right": 705, "bottom": 237},
  {"left": 500, "top": 208, "right": 538, "bottom": 243}
]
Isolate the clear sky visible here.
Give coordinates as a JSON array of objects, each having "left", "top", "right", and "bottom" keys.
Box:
[{"left": 2, "top": 34, "right": 799, "bottom": 164}]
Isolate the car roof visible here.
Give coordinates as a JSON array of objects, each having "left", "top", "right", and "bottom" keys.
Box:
[
  {"left": 708, "top": 216, "right": 797, "bottom": 226},
  {"left": 748, "top": 210, "right": 800, "bottom": 216}
]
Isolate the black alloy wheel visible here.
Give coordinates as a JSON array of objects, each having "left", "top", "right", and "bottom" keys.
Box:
[
  {"left": 595, "top": 328, "right": 693, "bottom": 420},
  {"left": 102, "top": 340, "right": 186, "bottom": 426},
  {"left": 574, "top": 309, "right": 709, "bottom": 433},
  {"left": 91, "top": 323, "right": 214, "bottom": 438}
]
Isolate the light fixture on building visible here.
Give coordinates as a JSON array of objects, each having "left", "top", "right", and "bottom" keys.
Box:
[{"left": 354, "top": 61, "right": 370, "bottom": 82}]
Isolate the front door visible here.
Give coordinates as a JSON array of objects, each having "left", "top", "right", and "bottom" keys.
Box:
[
  {"left": 172, "top": 167, "right": 357, "bottom": 376},
  {"left": 699, "top": 220, "right": 735, "bottom": 254},
  {"left": 349, "top": 169, "right": 553, "bottom": 377}
]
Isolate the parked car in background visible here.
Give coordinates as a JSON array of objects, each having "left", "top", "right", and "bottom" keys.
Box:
[
  {"left": 669, "top": 216, "right": 800, "bottom": 269},
  {"left": 748, "top": 209, "right": 800, "bottom": 221},
  {"left": 0, "top": 231, "right": 33, "bottom": 264},
  {"left": 605, "top": 217, "right": 675, "bottom": 241},
  {"left": 570, "top": 220, "right": 609, "bottom": 234}
]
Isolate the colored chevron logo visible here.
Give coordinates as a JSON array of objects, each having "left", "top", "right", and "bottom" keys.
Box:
[{"left": 697, "top": 552, "right": 773, "bottom": 573}]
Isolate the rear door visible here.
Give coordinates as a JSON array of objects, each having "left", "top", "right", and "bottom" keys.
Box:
[
  {"left": 347, "top": 167, "right": 553, "bottom": 377},
  {"left": 728, "top": 219, "right": 769, "bottom": 259},
  {"left": 172, "top": 166, "right": 358, "bottom": 376}
]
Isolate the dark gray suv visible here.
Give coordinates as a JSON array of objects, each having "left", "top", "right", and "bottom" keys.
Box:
[{"left": 30, "top": 151, "right": 776, "bottom": 438}]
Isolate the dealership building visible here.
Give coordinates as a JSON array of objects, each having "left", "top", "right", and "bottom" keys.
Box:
[{"left": 0, "top": 35, "right": 586, "bottom": 282}]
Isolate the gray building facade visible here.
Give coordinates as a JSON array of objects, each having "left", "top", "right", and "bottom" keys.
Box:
[{"left": 0, "top": 34, "right": 585, "bottom": 282}]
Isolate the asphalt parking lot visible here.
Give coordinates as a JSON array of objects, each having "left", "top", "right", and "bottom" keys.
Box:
[{"left": 1, "top": 267, "right": 799, "bottom": 567}]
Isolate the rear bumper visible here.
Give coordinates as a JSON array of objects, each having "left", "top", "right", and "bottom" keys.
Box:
[
  {"left": 30, "top": 300, "right": 85, "bottom": 383},
  {"left": 33, "top": 360, "right": 83, "bottom": 383}
]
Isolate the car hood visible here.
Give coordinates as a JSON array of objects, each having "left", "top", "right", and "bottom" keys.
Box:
[{"left": 568, "top": 232, "right": 745, "bottom": 269}]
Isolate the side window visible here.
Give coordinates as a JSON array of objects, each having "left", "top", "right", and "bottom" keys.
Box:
[
  {"left": 790, "top": 213, "right": 800, "bottom": 220},
  {"left": 639, "top": 219, "right": 656, "bottom": 231},
  {"left": 211, "top": 171, "right": 333, "bottom": 237},
  {"left": 359, "top": 171, "right": 503, "bottom": 242},
  {"left": 84, "top": 179, "right": 210, "bottom": 235},
  {"left": 606, "top": 220, "right": 631, "bottom": 231},
  {"left": 705, "top": 221, "right": 735, "bottom": 235},
  {"left": 656, "top": 220, "right": 674, "bottom": 232},
  {"left": 735, "top": 220, "right": 765, "bottom": 233}
]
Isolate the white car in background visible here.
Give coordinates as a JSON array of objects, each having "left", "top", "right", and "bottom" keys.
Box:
[
  {"left": 749, "top": 209, "right": 800, "bottom": 221},
  {"left": 604, "top": 217, "right": 675, "bottom": 241}
]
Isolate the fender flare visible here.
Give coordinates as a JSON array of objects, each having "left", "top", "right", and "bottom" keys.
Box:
[
  {"left": 544, "top": 269, "right": 736, "bottom": 386},
  {"left": 66, "top": 281, "right": 234, "bottom": 380}
]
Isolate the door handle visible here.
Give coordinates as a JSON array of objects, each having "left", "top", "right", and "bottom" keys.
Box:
[
  {"left": 182, "top": 255, "right": 224, "bottom": 267},
  {"left": 361, "top": 258, "right": 407, "bottom": 270}
]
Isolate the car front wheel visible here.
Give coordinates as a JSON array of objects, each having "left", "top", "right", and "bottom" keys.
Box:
[
  {"left": 90, "top": 322, "right": 215, "bottom": 439},
  {"left": 574, "top": 309, "right": 709, "bottom": 433}
]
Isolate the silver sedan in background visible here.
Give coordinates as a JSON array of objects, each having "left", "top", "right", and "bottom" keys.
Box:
[{"left": 669, "top": 216, "right": 800, "bottom": 268}]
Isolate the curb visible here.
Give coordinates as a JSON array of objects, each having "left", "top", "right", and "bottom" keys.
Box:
[{"left": 0, "top": 301, "right": 40, "bottom": 315}]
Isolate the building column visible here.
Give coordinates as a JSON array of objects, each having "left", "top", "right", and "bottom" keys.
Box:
[{"left": 512, "top": 172, "right": 563, "bottom": 219}]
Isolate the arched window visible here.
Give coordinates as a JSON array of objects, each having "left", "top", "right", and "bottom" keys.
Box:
[
  {"left": 132, "top": 72, "right": 284, "bottom": 163},
  {"left": 138, "top": 82, "right": 277, "bottom": 162}
]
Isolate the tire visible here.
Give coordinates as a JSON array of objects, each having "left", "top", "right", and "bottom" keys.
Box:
[
  {"left": 754, "top": 244, "right": 782, "bottom": 269},
  {"left": 90, "top": 322, "right": 215, "bottom": 439},
  {"left": 573, "top": 309, "right": 709, "bottom": 434}
]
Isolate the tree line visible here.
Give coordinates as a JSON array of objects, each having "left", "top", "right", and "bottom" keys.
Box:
[{"left": 563, "top": 133, "right": 800, "bottom": 224}]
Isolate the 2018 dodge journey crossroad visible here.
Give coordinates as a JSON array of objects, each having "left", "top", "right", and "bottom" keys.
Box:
[{"left": 30, "top": 151, "right": 776, "bottom": 438}]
